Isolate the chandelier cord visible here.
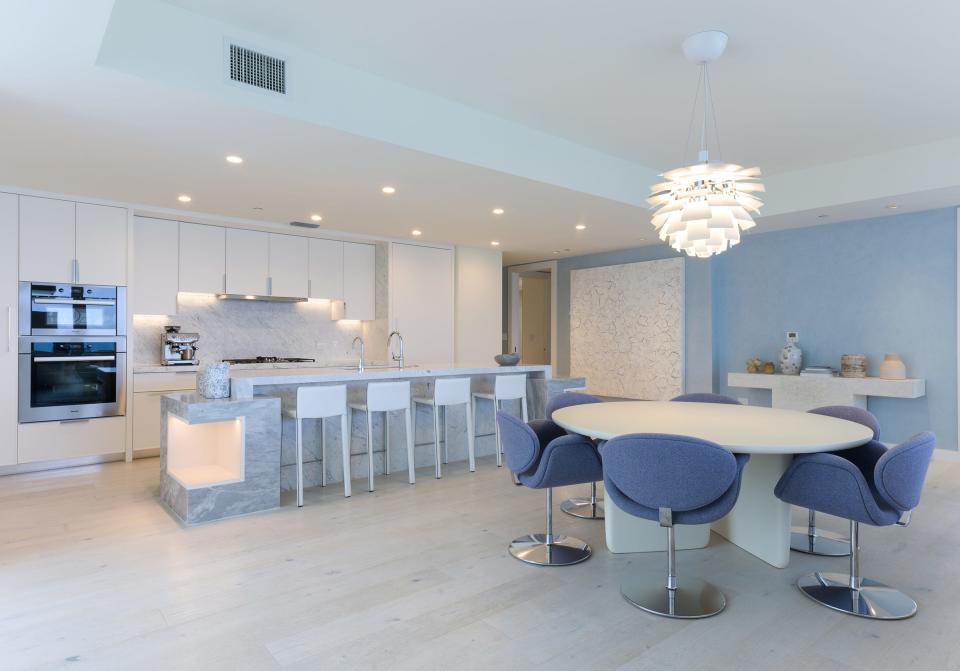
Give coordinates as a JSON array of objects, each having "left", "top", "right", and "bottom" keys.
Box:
[
  {"left": 704, "top": 63, "right": 723, "bottom": 163},
  {"left": 682, "top": 66, "right": 704, "bottom": 166}
]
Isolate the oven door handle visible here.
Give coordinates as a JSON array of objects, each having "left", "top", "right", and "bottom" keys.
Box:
[
  {"left": 33, "top": 355, "right": 116, "bottom": 363},
  {"left": 32, "top": 298, "right": 117, "bottom": 306}
]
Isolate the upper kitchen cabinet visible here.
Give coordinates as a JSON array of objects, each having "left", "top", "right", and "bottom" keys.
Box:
[
  {"left": 225, "top": 228, "right": 269, "bottom": 296},
  {"left": 19, "top": 196, "right": 76, "bottom": 283},
  {"left": 133, "top": 216, "right": 179, "bottom": 315},
  {"left": 75, "top": 203, "right": 127, "bottom": 285},
  {"left": 339, "top": 242, "right": 376, "bottom": 321},
  {"left": 19, "top": 196, "right": 127, "bottom": 285},
  {"left": 269, "top": 233, "right": 308, "bottom": 299},
  {"left": 179, "top": 222, "right": 225, "bottom": 294},
  {"left": 308, "top": 238, "right": 344, "bottom": 300}
]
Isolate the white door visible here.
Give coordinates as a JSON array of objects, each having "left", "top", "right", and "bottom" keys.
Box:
[
  {"left": 133, "top": 217, "right": 179, "bottom": 315},
  {"left": 226, "top": 228, "right": 269, "bottom": 296},
  {"left": 308, "top": 238, "right": 344, "bottom": 300},
  {"left": 519, "top": 275, "right": 550, "bottom": 364},
  {"left": 76, "top": 203, "right": 128, "bottom": 285},
  {"left": 342, "top": 242, "right": 375, "bottom": 320},
  {"left": 268, "top": 233, "right": 309, "bottom": 298},
  {"left": 390, "top": 243, "right": 454, "bottom": 366},
  {"left": 0, "top": 193, "right": 18, "bottom": 466},
  {"left": 19, "top": 195, "right": 75, "bottom": 283},
  {"left": 179, "top": 223, "right": 225, "bottom": 294}
]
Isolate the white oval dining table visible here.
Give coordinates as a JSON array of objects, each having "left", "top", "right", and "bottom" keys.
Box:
[{"left": 552, "top": 401, "right": 874, "bottom": 568}]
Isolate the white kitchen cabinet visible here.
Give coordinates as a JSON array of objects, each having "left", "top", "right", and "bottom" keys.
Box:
[
  {"left": 269, "top": 233, "right": 309, "bottom": 298},
  {"left": 75, "top": 203, "right": 127, "bottom": 285},
  {"left": 179, "top": 222, "right": 225, "bottom": 294},
  {"left": 19, "top": 195, "right": 75, "bottom": 283},
  {"left": 18, "top": 416, "right": 126, "bottom": 463},
  {"left": 19, "top": 196, "right": 128, "bottom": 285},
  {"left": 340, "top": 242, "right": 376, "bottom": 320},
  {"left": 308, "top": 238, "right": 344, "bottom": 300},
  {"left": 132, "top": 371, "right": 197, "bottom": 455},
  {"left": 0, "top": 193, "right": 18, "bottom": 467},
  {"left": 390, "top": 243, "right": 454, "bottom": 365},
  {"left": 133, "top": 217, "right": 179, "bottom": 315},
  {"left": 226, "top": 228, "right": 269, "bottom": 296}
]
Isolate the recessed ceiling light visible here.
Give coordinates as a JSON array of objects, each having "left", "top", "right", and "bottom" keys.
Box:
[
  {"left": 886, "top": 203, "right": 898, "bottom": 210},
  {"left": 411, "top": 229, "right": 422, "bottom": 236},
  {"left": 552, "top": 250, "right": 560, "bottom": 255},
  {"left": 490, "top": 241, "right": 500, "bottom": 246},
  {"left": 310, "top": 214, "right": 322, "bottom": 222},
  {"left": 492, "top": 208, "right": 505, "bottom": 215},
  {"left": 382, "top": 186, "right": 396, "bottom": 194},
  {"left": 177, "top": 194, "right": 192, "bottom": 203},
  {"left": 225, "top": 155, "right": 243, "bottom": 164},
  {"left": 575, "top": 224, "right": 587, "bottom": 230},
  {"left": 817, "top": 214, "right": 829, "bottom": 219},
  {"left": 252, "top": 206, "right": 263, "bottom": 212}
]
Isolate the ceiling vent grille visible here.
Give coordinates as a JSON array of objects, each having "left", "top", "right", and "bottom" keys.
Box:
[{"left": 228, "top": 44, "right": 286, "bottom": 94}]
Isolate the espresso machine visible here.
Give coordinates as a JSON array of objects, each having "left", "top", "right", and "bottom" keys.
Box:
[{"left": 161, "top": 326, "right": 200, "bottom": 366}]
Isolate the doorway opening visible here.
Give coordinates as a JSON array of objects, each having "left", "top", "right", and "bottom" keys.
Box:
[{"left": 507, "top": 261, "right": 558, "bottom": 369}]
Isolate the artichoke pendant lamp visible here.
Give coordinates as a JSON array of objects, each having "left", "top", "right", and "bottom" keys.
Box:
[{"left": 648, "top": 31, "right": 764, "bottom": 258}]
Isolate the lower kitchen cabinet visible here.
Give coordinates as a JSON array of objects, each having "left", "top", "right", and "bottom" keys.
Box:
[
  {"left": 18, "top": 416, "right": 126, "bottom": 464},
  {"left": 133, "top": 371, "right": 197, "bottom": 455}
]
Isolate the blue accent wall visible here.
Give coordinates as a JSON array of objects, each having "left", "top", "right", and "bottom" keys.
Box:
[{"left": 713, "top": 208, "right": 957, "bottom": 449}]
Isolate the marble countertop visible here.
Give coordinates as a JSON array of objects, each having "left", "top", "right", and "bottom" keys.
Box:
[{"left": 133, "top": 360, "right": 390, "bottom": 374}]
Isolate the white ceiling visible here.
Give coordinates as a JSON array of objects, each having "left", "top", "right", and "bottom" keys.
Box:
[
  {"left": 0, "top": 0, "right": 958, "bottom": 265},
  {"left": 165, "top": 0, "right": 960, "bottom": 175}
]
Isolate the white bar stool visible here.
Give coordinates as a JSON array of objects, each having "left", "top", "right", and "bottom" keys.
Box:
[
  {"left": 472, "top": 374, "right": 528, "bottom": 467},
  {"left": 412, "top": 377, "right": 476, "bottom": 478},
  {"left": 348, "top": 381, "right": 415, "bottom": 492},
  {"left": 284, "top": 385, "right": 351, "bottom": 505}
]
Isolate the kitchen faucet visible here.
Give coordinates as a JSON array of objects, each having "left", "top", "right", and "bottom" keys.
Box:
[
  {"left": 352, "top": 336, "right": 365, "bottom": 373},
  {"left": 388, "top": 331, "right": 404, "bottom": 370}
]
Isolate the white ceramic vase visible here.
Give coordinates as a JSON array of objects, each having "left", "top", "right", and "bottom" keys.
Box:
[
  {"left": 879, "top": 353, "right": 906, "bottom": 380},
  {"left": 779, "top": 337, "right": 803, "bottom": 375},
  {"left": 199, "top": 363, "right": 231, "bottom": 399}
]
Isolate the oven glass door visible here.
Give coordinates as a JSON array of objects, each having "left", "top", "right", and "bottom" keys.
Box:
[
  {"left": 19, "top": 339, "right": 126, "bottom": 423},
  {"left": 30, "top": 298, "right": 118, "bottom": 335}
]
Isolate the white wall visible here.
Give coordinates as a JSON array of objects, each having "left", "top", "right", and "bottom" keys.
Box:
[{"left": 454, "top": 246, "right": 502, "bottom": 366}]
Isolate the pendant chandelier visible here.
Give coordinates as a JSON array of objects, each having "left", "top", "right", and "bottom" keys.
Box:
[{"left": 648, "top": 31, "right": 764, "bottom": 258}]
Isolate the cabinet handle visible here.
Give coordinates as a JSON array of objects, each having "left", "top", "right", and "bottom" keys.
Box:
[
  {"left": 5, "top": 306, "right": 11, "bottom": 353},
  {"left": 72, "top": 259, "right": 79, "bottom": 283},
  {"left": 308, "top": 279, "right": 312, "bottom": 297},
  {"left": 268, "top": 276, "right": 273, "bottom": 296},
  {"left": 59, "top": 419, "right": 90, "bottom": 424},
  {"left": 222, "top": 273, "right": 226, "bottom": 293}
]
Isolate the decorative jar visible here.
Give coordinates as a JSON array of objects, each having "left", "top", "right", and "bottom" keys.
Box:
[
  {"left": 840, "top": 354, "right": 867, "bottom": 378},
  {"left": 199, "top": 362, "right": 231, "bottom": 399},
  {"left": 879, "top": 353, "right": 906, "bottom": 380},
  {"left": 779, "top": 334, "right": 803, "bottom": 375}
]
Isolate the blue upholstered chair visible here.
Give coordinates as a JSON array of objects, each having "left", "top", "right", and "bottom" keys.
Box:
[
  {"left": 536, "top": 392, "right": 605, "bottom": 520},
  {"left": 603, "top": 434, "right": 750, "bottom": 618},
  {"left": 670, "top": 392, "right": 741, "bottom": 405},
  {"left": 497, "top": 411, "right": 603, "bottom": 566},
  {"left": 775, "top": 431, "right": 935, "bottom": 619},
  {"left": 793, "top": 406, "right": 881, "bottom": 557}
]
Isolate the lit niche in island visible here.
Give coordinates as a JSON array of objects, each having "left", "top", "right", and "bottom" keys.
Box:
[{"left": 166, "top": 414, "right": 245, "bottom": 489}]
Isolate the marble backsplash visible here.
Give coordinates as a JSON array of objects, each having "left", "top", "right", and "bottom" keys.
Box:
[{"left": 132, "top": 242, "right": 389, "bottom": 366}]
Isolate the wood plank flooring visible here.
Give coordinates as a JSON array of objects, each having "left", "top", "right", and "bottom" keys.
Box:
[{"left": 1, "top": 456, "right": 959, "bottom": 670}]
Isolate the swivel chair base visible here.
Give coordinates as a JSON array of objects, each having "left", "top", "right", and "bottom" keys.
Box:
[
  {"left": 789, "top": 527, "right": 850, "bottom": 556},
  {"left": 621, "top": 574, "right": 726, "bottom": 619},
  {"left": 561, "top": 481, "right": 604, "bottom": 519},
  {"left": 798, "top": 573, "right": 917, "bottom": 620},
  {"left": 509, "top": 534, "right": 591, "bottom": 566}
]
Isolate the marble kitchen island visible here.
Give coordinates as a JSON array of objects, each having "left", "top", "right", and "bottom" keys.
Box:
[{"left": 159, "top": 364, "right": 583, "bottom": 524}]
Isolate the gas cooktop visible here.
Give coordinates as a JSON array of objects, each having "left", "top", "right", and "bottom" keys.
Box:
[{"left": 222, "top": 356, "right": 316, "bottom": 364}]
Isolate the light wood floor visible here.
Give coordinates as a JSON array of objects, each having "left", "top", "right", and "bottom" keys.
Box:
[{"left": 2, "top": 456, "right": 959, "bottom": 671}]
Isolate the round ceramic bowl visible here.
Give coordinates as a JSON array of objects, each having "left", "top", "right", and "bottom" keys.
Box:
[{"left": 495, "top": 354, "right": 520, "bottom": 366}]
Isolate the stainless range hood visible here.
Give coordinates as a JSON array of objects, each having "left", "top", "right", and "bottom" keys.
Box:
[{"left": 216, "top": 293, "right": 307, "bottom": 303}]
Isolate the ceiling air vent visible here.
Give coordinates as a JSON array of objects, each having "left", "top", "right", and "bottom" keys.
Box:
[{"left": 228, "top": 43, "right": 286, "bottom": 94}]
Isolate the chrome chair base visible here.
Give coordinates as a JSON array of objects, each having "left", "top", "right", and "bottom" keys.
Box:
[
  {"left": 621, "top": 575, "right": 726, "bottom": 619},
  {"left": 509, "top": 534, "right": 592, "bottom": 566},
  {"left": 798, "top": 572, "right": 917, "bottom": 620},
  {"left": 560, "top": 497, "right": 604, "bottom": 520},
  {"left": 790, "top": 527, "right": 850, "bottom": 556}
]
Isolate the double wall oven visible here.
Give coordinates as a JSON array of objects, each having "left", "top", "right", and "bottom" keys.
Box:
[{"left": 18, "top": 283, "right": 126, "bottom": 423}]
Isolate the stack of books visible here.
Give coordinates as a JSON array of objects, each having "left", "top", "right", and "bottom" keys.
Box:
[{"left": 800, "top": 366, "right": 837, "bottom": 377}]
